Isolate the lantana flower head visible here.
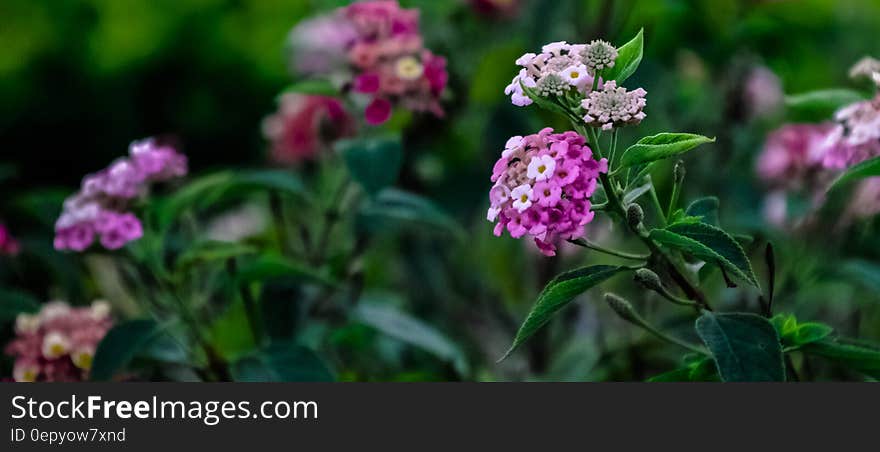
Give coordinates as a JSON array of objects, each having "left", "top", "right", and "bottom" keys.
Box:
[
  {"left": 5, "top": 301, "right": 113, "bottom": 382},
  {"left": 505, "top": 41, "right": 604, "bottom": 106},
  {"left": 262, "top": 93, "right": 355, "bottom": 164},
  {"left": 288, "top": 1, "right": 447, "bottom": 125},
  {"left": 581, "top": 81, "right": 647, "bottom": 130},
  {"left": 488, "top": 128, "right": 608, "bottom": 256},
  {"left": 55, "top": 138, "right": 187, "bottom": 252},
  {"left": 580, "top": 40, "right": 618, "bottom": 73}
]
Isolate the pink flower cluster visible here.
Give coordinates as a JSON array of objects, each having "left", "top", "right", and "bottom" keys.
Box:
[
  {"left": 262, "top": 93, "right": 355, "bottom": 164},
  {"left": 756, "top": 123, "right": 833, "bottom": 189},
  {"left": 821, "top": 95, "right": 880, "bottom": 169},
  {"left": 0, "top": 223, "right": 20, "bottom": 256},
  {"left": 5, "top": 301, "right": 113, "bottom": 382},
  {"left": 488, "top": 128, "right": 608, "bottom": 256},
  {"left": 289, "top": 1, "right": 448, "bottom": 125},
  {"left": 55, "top": 138, "right": 187, "bottom": 252}
]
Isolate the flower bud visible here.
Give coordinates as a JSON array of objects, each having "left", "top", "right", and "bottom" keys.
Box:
[
  {"left": 633, "top": 268, "right": 664, "bottom": 292},
  {"left": 604, "top": 293, "right": 638, "bottom": 323},
  {"left": 626, "top": 203, "right": 644, "bottom": 228},
  {"left": 673, "top": 160, "right": 686, "bottom": 184}
]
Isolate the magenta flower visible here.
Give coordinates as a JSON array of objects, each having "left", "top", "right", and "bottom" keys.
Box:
[
  {"left": 262, "top": 94, "right": 355, "bottom": 164},
  {"left": 487, "top": 128, "right": 607, "bottom": 256},
  {"left": 5, "top": 301, "right": 113, "bottom": 382},
  {"left": 54, "top": 138, "right": 187, "bottom": 252},
  {"left": 0, "top": 223, "right": 20, "bottom": 256}
]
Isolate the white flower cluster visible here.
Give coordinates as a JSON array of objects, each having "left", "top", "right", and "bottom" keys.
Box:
[{"left": 581, "top": 81, "right": 647, "bottom": 130}]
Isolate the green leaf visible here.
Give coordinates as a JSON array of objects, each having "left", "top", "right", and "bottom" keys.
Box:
[
  {"left": 785, "top": 89, "right": 865, "bottom": 118},
  {"left": 801, "top": 337, "right": 880, "bottom": 379},
  {"left": 281, "top": 79, "right": 338, "bottom": 97},
  {"left": 358, "top": 188, "right": 462, "bottom": 237},
  {"left": 174, "top": 241, "right": 257, "bottom": 272},
  {"left": 232, "top": 342, "right": 334, "bottom": 382},
  {"left": 650, "top": 222, "right": 759, "bottom": 288},
  {"left": 502, "top": 265, "right": 627, "bottom": 360},
  {"left": 619, "top": 133, "right": 715, "bottom": 169},
  {"left": 648, "top": 358, "right": 718, "bottom": 382},
  {"left": 157, "top": 169, "right": 306, "bottom": 229},
  {"left": 622, "top": 182, "right": 652, "bottom": 205},
  {"left": 91, "top": 319, "right": 161, "bottom": 381},
  {"left": 337, "top": 136, "right": 403, "bottom": 195},
  {"left": 0, "top": 288, "right": 40, "bottom": 323},
  {"left": 695, "top": 312, "right": 785, "bottom": 382},
  {"left": 354, "top": 297, "right": 468, "bottom": 375},
  {"left": 235, "top": 254, "right": 337, "bottom": 287},
  {"left": 685, "top": 197, "right": 719, "bottom": 226},
  {"left": 829, "top": 156, "right": 880, "bottom": 191},
  {"left": 604, "top": 28, "right": 644, "bottom": 83}
]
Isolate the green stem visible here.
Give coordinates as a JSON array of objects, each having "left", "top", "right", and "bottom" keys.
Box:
[
  {"left": 667, "top": 175, "right": 682, "bottom": 221},
  {"left": 226, "top": 257, "right": 265, "bottom": 346},
  {"left": 567, "top": 238, "right": 649, "bottom": 261},
  {"left": 634, "top": 316, "right": 708, "bottom": 355},
  {"left": 576, "top": 122, "right": 711, "bottom": 310},
  {"left": 608, "top": 130, "right": 619, "bottom": 169},
  {"left": 647, "top": 178, "right": 667, "bottom": 227}
]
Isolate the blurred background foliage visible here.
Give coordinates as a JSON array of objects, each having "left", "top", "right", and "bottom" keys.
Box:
[{"left": 2, "top": 0, "right": 880, "bottom": 381}]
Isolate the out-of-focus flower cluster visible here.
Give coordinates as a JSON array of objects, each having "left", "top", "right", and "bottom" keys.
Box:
[
  {"left": 262, "top": 93, "right": 355, "bottom": 164},
  {"left": 5, "top": 301, "right": 113, "bottom": 382},
  {"left": 756, "top": 58, "right": 880, "bottom": 226},
  {"left": 54, "top": 138, "right": 187, "bottom": 252},
  {"left": 505, "top": 40, "right": 647, "bottom": 130},
  {"left": 488, "top": 128, "right": 607, "bottom": 256},
  {"left": 0, "top": 223, "right": 20, "bottom": 256},
  {"left": 288, "top": 0, "right": 448, "bottom": 125}
]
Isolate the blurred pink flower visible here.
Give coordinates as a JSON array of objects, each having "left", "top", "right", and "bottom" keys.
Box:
[
  {"left": 469, "top": 0, "right": 520, "bottom": 18},
  {"left": 5, "top": 301, "right": 113, "bottom": 382},
  {"left": 756, "top": 123, "right": 833, "bottom": 189},
  {"left": 821, "top": 95, "right": 880, "bottom": 169},
  {"left": 844, "top": 177, "right": 880, "bottom": 222},
  {"left": 287, "top": 1, "right": 447, "bottom": 125},
  {"left": 262, "top": 94, "right": 355, "bottom": 164},
  {"left": 0, "top": 223, "right": 20, "bottom": 256},
  {"left": 743, "top": 66, "right": 783, "bottom": 119}
]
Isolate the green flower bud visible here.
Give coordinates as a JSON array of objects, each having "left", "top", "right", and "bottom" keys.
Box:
[
  {"left": 633, "top": 268, "right": 664, "bottom": 292},
  {"left": 604, "top": 293, "right": 638, "bottom": 323},
  {"left": 626, "top": 203, "right": 644, "bottom": 229}
]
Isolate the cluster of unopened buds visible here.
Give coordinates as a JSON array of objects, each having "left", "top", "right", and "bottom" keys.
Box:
[
  {"left": 54, "top": 138, "right": 187, "bottom": 252},
  {"left": 5, "top": 301, "right": 113, "bottom": 382},
  {"left": 288, "top": 0, "right": 447, "bottom": 125},
  {"left": 262, "top": 93, "right": 355, "bottom": 164},
  {"left": 488, "top": 128, "right": 607, "bottom": 256},
  {"left": 505, "top": 40, "right": 647, "bottom": 130},
  {"left": 757, "top": 57, "right": 880, "bottom": 225}
]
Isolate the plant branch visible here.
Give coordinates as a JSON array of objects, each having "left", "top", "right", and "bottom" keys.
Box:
[{"left": 567, "top": 238, "right": 649, "bottom": 261}]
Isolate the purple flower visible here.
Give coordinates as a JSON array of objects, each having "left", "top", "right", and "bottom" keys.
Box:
[{"left": 54, "top": 138, "right": 187, "bottom": 252}]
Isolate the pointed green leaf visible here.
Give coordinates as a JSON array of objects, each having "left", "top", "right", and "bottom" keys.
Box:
[
  {"left": 619, "top": 133, "right": 715, "bottom": 169},
  {"left": 232, "top": 342, "right": 334, "bottom": 382},
  {"left": 829, "top": 156, "right": 880, "bottom": 190},
  {"left": 685, "top": 196, "right": 719, "bottom": 225},
  {"left": 235, "top": 254, "right": 338, "bottom": 287},
  {"left": 785, "top": 89, "right": 865, "bottom": 118},
  {"left": 695, "top": 312, "right": 784, "bottom": 382},
  {"left": 650, "top": 222, "right": 759, "bottom": 288},
  {"left": 337, "top": 136, "right": 403, "bottom": 195},
  {"left": 801, "top": 337, "right": 880, "bottom": 379},
  {"left": 175, "top": 241, "right": 257, "bottom": 272},
  {"left": 354, "top": 297, "right": 468, "bottom": 375},
  {"left": 502, "top": 265, "right": 627, "bottom": 360},
  {"left": 91, "top": 319, "right": 161, "bottom": 381},
  {"left": 605, "top": 28, "right": 643, "bottom": 83},
  {"left": 357, "top": 188, "right": 462, "bottom": 237}
]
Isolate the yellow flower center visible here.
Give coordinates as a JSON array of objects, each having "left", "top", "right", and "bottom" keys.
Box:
[
  {"left": 395, "top": 56, "right": 424, "bottom": 80},
  {"left": 73, "top": 352, "right": 93, "bottom": 370},
  {"left": 22, "top": 369, "right": 37, "bottom": 382},
  {"left": 570, "top": 71, "right": 580, "bottom": 79},
  {"left": 538, "top": 165, "right": 546, "bottom": 173},
  {"left": 50, "top": 343, "right": 66, "bottom": 356}
]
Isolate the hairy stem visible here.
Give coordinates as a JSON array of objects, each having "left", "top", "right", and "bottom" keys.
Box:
[{"left": 567, "top": 238, "right": 649, "bottom": 261}]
